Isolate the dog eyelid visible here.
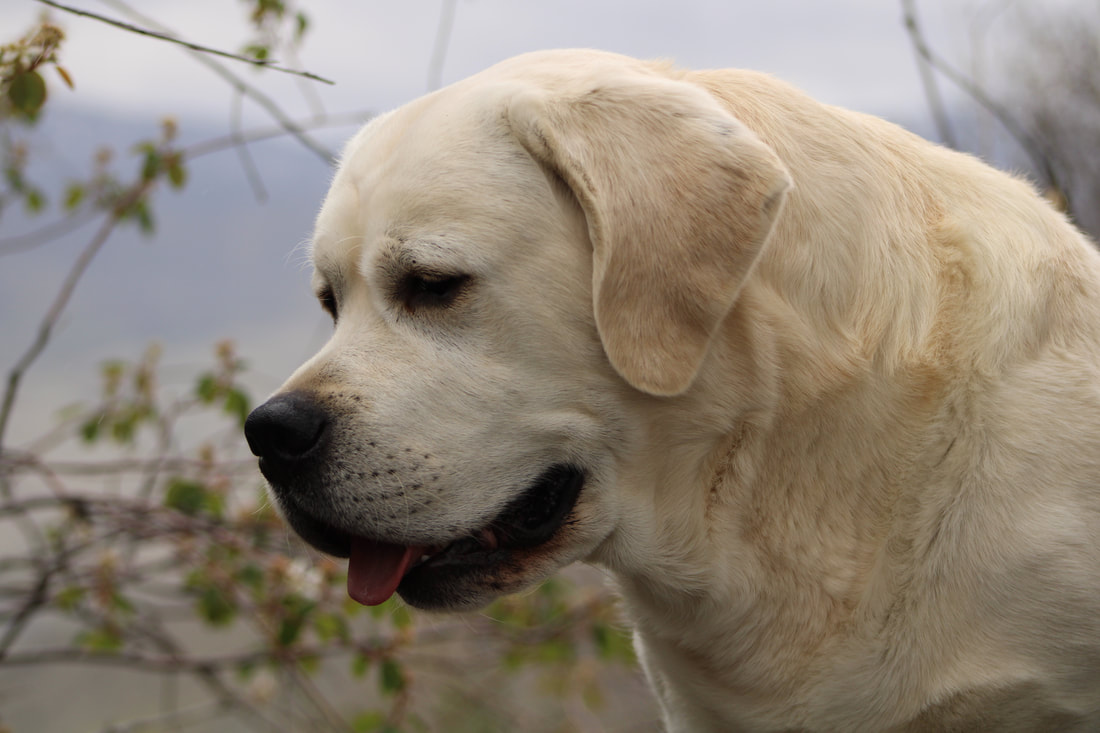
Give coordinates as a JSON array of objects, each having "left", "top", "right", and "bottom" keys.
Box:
[
  {"left": 395, "top": 271, "right": 471, "bottom": 312},
  {"left": 317, "top": 286, "right": 338, "bottom": 322}
]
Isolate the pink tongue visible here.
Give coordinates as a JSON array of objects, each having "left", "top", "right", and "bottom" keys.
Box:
[{"left": 347, "top": 538, "right": 424, "bottom": 606}]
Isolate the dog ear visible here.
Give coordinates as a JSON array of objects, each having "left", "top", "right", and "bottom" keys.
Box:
[{"left": 508, "top": 74, "right": 791, "bottom": 396}]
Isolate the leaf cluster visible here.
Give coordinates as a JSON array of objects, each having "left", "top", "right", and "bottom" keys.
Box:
[
  {"left": 0, "top": 21, "right": 72, "bottom": 123},
  {"left": 239, "top": 0, "right": 311, "bottom": 66}
]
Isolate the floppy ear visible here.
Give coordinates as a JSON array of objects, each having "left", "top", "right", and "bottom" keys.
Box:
[{"left": 508, "top": 73, "right": 791, "bottom": 396}]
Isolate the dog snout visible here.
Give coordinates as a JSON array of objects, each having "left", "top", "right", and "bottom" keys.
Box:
[{"left": 244, "top": 391, "right": 329, "bottom": 466}]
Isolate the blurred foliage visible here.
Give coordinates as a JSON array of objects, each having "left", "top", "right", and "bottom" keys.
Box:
[
  {"left": 239, "top": 0, "right": 311, "bottom": 65},
  {"left": 0, "top": 21, "right": 70, "bottom": 123},
  {"left": 0, "top": 15, "right": 186, "bottom": 235},
  {"left": 2, "top": 344, "right": 642, "bottom": 731},
  {"left": 0, "top": 20, "right": 70, "bottom": 217}
]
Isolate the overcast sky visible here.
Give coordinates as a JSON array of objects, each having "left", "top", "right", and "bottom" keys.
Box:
[{"left": 4, "top": 0, "right": 983, "bottom": 122}]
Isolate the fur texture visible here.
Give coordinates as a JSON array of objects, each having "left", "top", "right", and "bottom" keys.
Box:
[{"left": 256, "top": 50, "right": 1100, "bottom": 731}]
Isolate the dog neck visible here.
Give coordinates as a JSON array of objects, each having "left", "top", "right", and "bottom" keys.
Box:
[{"left": 592, "top": 277, "right": 955, "bottom": 725}]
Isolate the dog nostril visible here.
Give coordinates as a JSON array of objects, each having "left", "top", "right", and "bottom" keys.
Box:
[{"left": 244, "top": 391, "right": 328, "bottom": 460}]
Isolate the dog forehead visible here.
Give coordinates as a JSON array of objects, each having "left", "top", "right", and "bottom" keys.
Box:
[{"left": 312, "top": 87, "right": 556, "bottom": 274}]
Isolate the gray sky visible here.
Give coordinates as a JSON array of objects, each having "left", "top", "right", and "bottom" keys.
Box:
[{"left": 4, "top": 0, "right": 977, "bottom": 120}]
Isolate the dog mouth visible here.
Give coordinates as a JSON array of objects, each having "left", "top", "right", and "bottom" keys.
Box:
[{"left": 281, "top": 464, "right": 586, "bottom": 606}]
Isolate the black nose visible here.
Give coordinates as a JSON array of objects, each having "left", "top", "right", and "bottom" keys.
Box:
[{"left": 244, "top": 391, "right": 328, "bottom": 461}]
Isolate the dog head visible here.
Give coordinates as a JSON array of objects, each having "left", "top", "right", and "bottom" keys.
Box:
[{"left": 245, "top": 50, "right": 789, "bottom": 611}]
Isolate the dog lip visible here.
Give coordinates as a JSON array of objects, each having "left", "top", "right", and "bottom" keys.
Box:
[
  {"left": 487, "top": 463, "right": 586, "bottom": 549},
  {"left": 276, "top": 463, "right": 585, "bottom": 569},
  {"left": 400, "top": 463, "right": 586, "bottom": 587}
]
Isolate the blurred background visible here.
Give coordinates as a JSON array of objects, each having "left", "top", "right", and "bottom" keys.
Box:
[{"left": 0, "top": 1, "right": 1096, "bottom": 731}]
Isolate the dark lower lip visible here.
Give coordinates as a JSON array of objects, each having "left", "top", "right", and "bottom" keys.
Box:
[
  {"left": 394, "top": 464, "right": 585, "bottom": 605},
  {"left": 271, "top": 463, "right": 586, "bottom": 562}
]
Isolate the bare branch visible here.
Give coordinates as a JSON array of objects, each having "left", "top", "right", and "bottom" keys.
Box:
[
  {"left": 901, "top": 0, "right": 958, "bottom": 148},
  {"left": 96, "top": 700, "right": 233, "bottom": 733},
  {"left": 0, "top": 109, "right": 371, "bottom": 260},
  {"left": 183, "top": 109, "right": 375, "bottom": 160},
  {"left": 427, "top": 0, "right": 457, "bottom": 92},
  {"left": 2, "top": 452, "right": 255, "bottom": 478},
  {"left": 33, "top": 0, "right": 333, "bottom": 85},
  {"left": 101, "top": 0, "right": 337, "bottom": 166},
  {"left": 900, "top": 0, "right": 1064, "bottom": 197},
  {"left": 0, "top": 181, "right": 150, "bottom": 455},
  {"left": 230, "top": 88, "right": 268, "bottom": 203},
  {"left": 0, "top": 564, "right": 54, "bottom": 660},
  {"left": 0, "top": 208, "right": 98, "bottom": 256}
]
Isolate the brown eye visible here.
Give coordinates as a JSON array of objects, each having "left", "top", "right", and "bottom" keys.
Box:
[
  {"left": 397, "top": 272, "right": 470, "bottom": 311},
  {"left": 318, "top": 287, "right": 337, "bottom": 322}
]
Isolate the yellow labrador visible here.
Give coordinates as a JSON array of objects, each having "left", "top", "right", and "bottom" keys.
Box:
[{"left": 245, "top": 50, "right": 1100, "bottom": 731}]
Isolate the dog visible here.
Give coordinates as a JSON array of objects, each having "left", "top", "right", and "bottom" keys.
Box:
[{"left": 245, "top": 49, "right": 1100, "bottom": 731}]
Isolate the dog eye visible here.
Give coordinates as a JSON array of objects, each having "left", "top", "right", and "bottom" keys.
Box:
[
  {"left": 397, "top": 272, "right": 471, "bottom": 311},
  {"left": 318, "top": 287, "right": 337, "bottom": 322}
]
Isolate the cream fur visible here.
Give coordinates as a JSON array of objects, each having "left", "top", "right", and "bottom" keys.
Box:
[{"left": 272, "top": 50, "right": 1100, "bottom": 731}]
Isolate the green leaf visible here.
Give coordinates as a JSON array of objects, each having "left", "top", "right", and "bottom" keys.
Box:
[
  {"left": 592, "top": 622, "right": 635, "bottom": 664},
  {"left": 54, "top": 586, "right": 86, "bottom": 611},
  {"left": 196, "top": 585, "right": 237, "bottom": 626},
  {"left": 243, "top": 44, "right": 270, "bottom": 61},
  {"left": 351, "top": 711, "right": 385, "bottom": 733},
  {"left": 294, "top": 12, "right": 310, "bottom": 40},
  {"left": 582, "top": 683, "right": 605, "bottom": 711},
  {"left": 24, "top": 188, "right": 45, "bottom": 213},
  {"left": 313, "top": 611, "right": 348, "bottom": 643},
  {"left": 110, "top": 591, "right": 136, "bottom": 615},
  {"left": 166, "top": 155, "right": 187, "bottom": 188},
  {"left": 298, "top": 653, "right": 321, "bottom": 675},
  {"left": 276, "top": 594, "right": 316, "bottom": 647},
  {"left": 237, "top": 658, "right": 257, "bottom": 680},
  {"left": 64, "top": 182, "right": 85, "bottom": 210},
  {"left": 350, "top": 652, "right": 371, "bottom": 678},
  {"left": 136, "top": 203, "right": 155, "bottom": 234},
  {"left": 165, "top": 478, "right": 207, "bottom": 516},
  {"left": 120, "top": 198, "right": 155, "bottom": 234},
  {"left": 79, "top": 416, "right": 101, "bottom": 443},
  {"left": 75, "top": 626, "right": 123, "bottom": 653},
  {"left": 224, "top": 388, "right": 250, "bottom": 428},
  {"left": 196, "top": 373, "right": 219, "bottom": 403},
  {"left": 8, "top": 69, "right": 47, "bottom": 120},
  {"left": 55, "top": 65, "right": 74, "bottom": 90},
  {"left": 237, "top": 563, "right": 264, "bottom": 591},
  {"left": 203, "top": 489, "right": 226, "bottom": 520},
  {"left": 390, "top": 603, "right": 412, "bottom": 630},
  {"left": 379, "top": 658, "right": 406, "bottom": 695},
  {"left": 532, "top": 638, "right": 574, "bottom": 664},
  {"left": 141, "top": 150, "right": 161, "bottom": 182}
]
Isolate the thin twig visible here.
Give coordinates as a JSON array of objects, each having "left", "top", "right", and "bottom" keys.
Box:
[
  {"left": 1, "top": 453, "right": 255, "bottom": 478},
  {"left": 0, "top": 110, "right": 371, "bottom": 260},
  {"left": 0, "top": 565, "right": 54, "bottom": 660},
  {"left": 427, "top": 0, "right": 457, "bottom": 92},
  {"left": 900, "top": 0, "right": 1063, "bottom": 193},
  {"left": 183, "top": 109, "right": 374, "bottom": 160},
  {"left": 0, "top": 182, "right": 149, "bottom": 457},
  {"left": 230, "top": 88, "right": 268, "bottom": 203},
  {"left": 33, "top": 0, "right": 333, "bottom": 84},
  {"left": 0, "top": 207, "right": 99, "bottom": 256},
  {"left": 98, "top": 700, "right": 232, "bottom": 733},
  {"left": 901, "top": 0, "right": 957, "bottom": 148},
  {"left": 101, "top": 0, "right": 337, "bottom": 166}
]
